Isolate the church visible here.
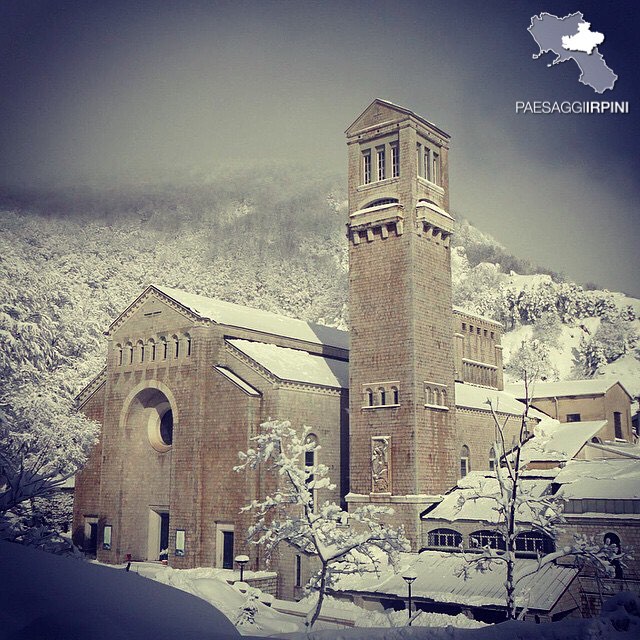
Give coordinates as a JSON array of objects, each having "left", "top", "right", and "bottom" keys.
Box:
[{"left": 72, "top": 100, "right": 634, "bottom": 602}]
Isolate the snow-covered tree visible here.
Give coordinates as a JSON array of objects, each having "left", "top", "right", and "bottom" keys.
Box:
[
  {"left": 457, "top": 377, "right": 626, "bottom": 619},
  {"left": 505, "top": 339, "right": 558, "bottom": 383},
  {"left": 235, "top": 419, "right": 408, "bottom": 628}
]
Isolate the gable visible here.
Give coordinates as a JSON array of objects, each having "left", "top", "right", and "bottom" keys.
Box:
[
  {"left": 345, "top": 98, "right": 450, "bottom": 139},
  {"left": 110, "top": 290, "right": 197, "bottom": 342}
]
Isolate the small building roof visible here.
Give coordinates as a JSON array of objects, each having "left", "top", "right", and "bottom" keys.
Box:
[
  {"left": 454, "top": 383, "right": 548, "bottom": 420},
  {"left": 452, "top": 306, "right": 503, "bottom": 328},
  {"left": 421, "top": 472, "right": 551, "bottom": 524},
  {"left": 227, "top": 339, "right": 348, "bottom": 389},
  {"left": 334, "top": 551, "right": 577, "bottom": 613},
  {"left": 555, "top": 459, "right": 640, "bottom": 500},
  {"left": 505, "top": 378, "right": 632, "bottom": 401},
  {"left": 521, "top": 420, "right": 608, "bottom": 463}
]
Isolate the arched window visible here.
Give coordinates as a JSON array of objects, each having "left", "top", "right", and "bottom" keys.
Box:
[
  {"left": 427, "top": 528, "right": 462, "bottom": 548},
  {"left": 126, "top": 342, "right": 134, "bottom": 365},
  {"left": 173, "top": 335, "right": 179, "bottom": 358},
  {"left": 434, "top": 388, "right": 441, "bottom": 406},
  {"left": 379, "top": 387, "right": 386, "bottom": 406},
  {"left": 137, "top": 340, "right": 145, "bottom": 363},
  {"left": 515, "top": 531, "right": 555, "bottom": 556},
  {"left": 425, "top": 386, "right": 433, "bottom": 405},
  {"left": 440, "top": 389, "right": 447, "bottom": 406},
  {"left": 604, "top": 533, "right": 624, "bottom": 579},
  {"left": 185, "top": 334, "right": 192, "bottom": 357},
  {"left": 469, "top": 530, "right": 505, "bottom": 551},
  {"left": 116, "top": 344, "right": 123, "bottom": 366},
  {"left": 365, "top": 388, "right": 374, "bottom": 407},
  {"left": 391, "top": 386, "right": 399, "bottom": 405},
  {"left": 489, "top": 447, "right": 496, "bottom": 472},
  {"left": 364, "top": 198, "right": 399, "bottom": 209},
  {"left": 460, "top": 445, "right": 470, "bottom": 478},
  {"left": 148, "top": 339, "right": 156, "bottom": 362},
  {"left": 160, "top": 337, "right": 168, "bottom": 360},
  {"left": 604, "top": 532, "right": 621, "bottom": 553}
]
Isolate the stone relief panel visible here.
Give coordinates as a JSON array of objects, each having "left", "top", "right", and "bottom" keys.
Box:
[{"left": 371, "top": 436, "right": 391, "bottom": 493}]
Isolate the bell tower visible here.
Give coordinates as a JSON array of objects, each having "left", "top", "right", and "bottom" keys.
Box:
[{"left": 345, "top": 99, "right": 457, "bottom": 545}]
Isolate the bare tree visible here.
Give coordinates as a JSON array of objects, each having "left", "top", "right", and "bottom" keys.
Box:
[{"left": 457, "top": 373, "right": 624, "bottom": 619}]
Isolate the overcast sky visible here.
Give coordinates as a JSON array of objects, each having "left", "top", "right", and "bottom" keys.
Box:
[{"left": 1, "top": 0, "right": 638, "bottom": 295}]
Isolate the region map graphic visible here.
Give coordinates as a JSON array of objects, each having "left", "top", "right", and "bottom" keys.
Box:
[{"left": 528, "top": 12, "right": 617, "bottom": 93}]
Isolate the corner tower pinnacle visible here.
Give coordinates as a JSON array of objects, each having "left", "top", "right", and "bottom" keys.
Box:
[{"left": 345, "top": 99, "right": 457, "bottom": 546}]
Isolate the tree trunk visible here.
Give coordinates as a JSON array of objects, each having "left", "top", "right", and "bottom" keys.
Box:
[{"left": 309, "top": 561, "right": 328, "bottom": 628}]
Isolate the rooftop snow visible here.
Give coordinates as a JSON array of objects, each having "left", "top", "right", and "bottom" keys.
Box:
[
  {"left": 421, "top": 472, "right": 551, "bottom": 524},
  {"left": 521, "top": 420, "right": 608, "bottom": 463},
  {"left": 334, "top": 550, "right": 577, "bottom": 612},
  {"left": 505, "top": 378, "right": 631, "bottom": 400},
  {"left": 227, "top": 339, "right": 348, "bottom": 389},
  {"left": 455, "top": 383, "right": 548, "bottom": 419},
  {"left": 153, "top": 285, "right": 349, "bottom": 350},
  {"left": 555, "top": 459, "right": 640, "bottom": 500}
]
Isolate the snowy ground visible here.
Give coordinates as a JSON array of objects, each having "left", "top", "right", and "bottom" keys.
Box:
[{"left": 2, "top": 540, "right": 640, "bottom": 639}]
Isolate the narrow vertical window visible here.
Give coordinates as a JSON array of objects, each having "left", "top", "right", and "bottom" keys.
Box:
[
  {"left": 117, "top": 345, "right": 123, "bottom": 366},
  {"left": 489, "top": 447, "right": 496, "bottom": 472},
  {"left": 150, "top": 340, "right": 156, "bottom": 361},
  {"left": 391, "top": 143, "right": 399, "bottom": 178},
  {"left": 173, "top": 336, "right": 179, "bottom": 358},
  {"left": 305, "top": 434, "right": 318, "bottom": 511},
  {"left": 376, "top": 146, "right": 385, "bottom": 181},
  {"left": 366, "top": 388, "right": 374, "bottom": 406},
  {"left": 432, "top": 151, "right": 440, "bottom": 185},
  {"left": 614, "top": 412, "right": 623, "bottom": 439},
  {"left": 161, "top": 338, "right": 168, "bottom": 360},
  {"left": 186, "top": 335, "right": 192, "bottom": 357},
  {"left": 295, "top": 554, "right": 302, "bottom": 587},
  {"left": 392, "top": 387, "right": 399, "bottom": 405},
  {"left": 362, "top": 150, "right": 372, "bottom": 184},
  {"left": 379, "top": 387, "right": 386, "bottom": 405},
  {"left": 416, "top": 143, "right": 423, "bottom": 177},
  {"left": 460, "top": 445, "right": 470, "bottom": 478},
  {"left": 424, "top": 147, "right": 430, "bottom": 181},
  {"left": 127, "top": 343, "right": 133, "bottom": 365}
]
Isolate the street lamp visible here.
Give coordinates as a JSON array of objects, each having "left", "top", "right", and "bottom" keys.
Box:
[
  {"left": 402, "top": 569, "right": 418, "bottom": 626},
  {"left": 235, "top": 554, "right": 249, "bottom": 582}
]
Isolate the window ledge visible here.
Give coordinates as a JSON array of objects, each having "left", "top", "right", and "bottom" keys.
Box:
[
  {"left": 424, "top": 403, "right": 449, "bottom": 411},
  {"left": 363, "top": 403, "right": 400, "bottom": 410},
  {"left": 357, "top": 177, "right": 400, "bottom": 191},
  {"left": 417, "top": 176, "right": 444, "bottom": 192}
]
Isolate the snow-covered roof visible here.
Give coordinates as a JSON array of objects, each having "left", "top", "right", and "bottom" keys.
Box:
[
  {"left": 334, "top": 551, "right": 577, "bottom": 612},
  {"left": 454, "top": 383, "right": 548, "bottom": 420},
  {"left": 213, "top": 366, "right": 261, "bottom": 397},
  {"left": 227, "top": 339, "right": 348, "bottom": 389},
  {"left": 505, "top": 378, "right": 632, "bottom": 400},
  {"left": 152, "top": 285, "right": 349, "bottom": 350},
  {"left": 421, "top": 472, "right": 551, "bottom": 524},
  {"left": 521, "top": 420, "right": 608, "bottom": 463},
  {"left": 555, "top": 459, "right": 640, "bottom": 500}
]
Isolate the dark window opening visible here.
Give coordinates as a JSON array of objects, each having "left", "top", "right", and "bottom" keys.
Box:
[
  {"left": 614, "top": 412, "right": 623, "bottom": 439},
  {"left": 222, "top": 531, "right": 234, "bottom": 569},
  {"left": 159, "top": 513, "right": 170, "bottom": 561},
  {"left": 295, "top": 554, "right": 302, "bottom": 587},
  {"left": 566, "top": 413, "right": 581, "bottom": 422},
  {"left": 160, "top": 410, "right": 173, "bottom": 446}
]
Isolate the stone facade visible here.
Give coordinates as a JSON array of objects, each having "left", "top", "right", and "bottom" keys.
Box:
[{"left": 73, "top": 100, "right": 637, "bottom": 607}]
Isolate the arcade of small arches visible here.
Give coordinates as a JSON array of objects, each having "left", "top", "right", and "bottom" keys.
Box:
[
  {"left": 362, "top": 382, "right": 400, "bottom": 408},
  {"left": 115, "top": 333, "right": 192, "bottom": 366},
  {"left": 424, "top": 527, "right": 556, "bottom": 556}
]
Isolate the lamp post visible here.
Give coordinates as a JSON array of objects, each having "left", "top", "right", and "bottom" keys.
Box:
[
  {"left": 402, "top": 569, "right": 418, "bottom": 626},
  {"left": 235, "top": 554, "right": 249, "bottom": 582}
]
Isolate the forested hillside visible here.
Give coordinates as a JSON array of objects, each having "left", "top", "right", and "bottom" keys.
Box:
[{"left": 2, "top": 166, "right": 639, "bottom": 407}]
